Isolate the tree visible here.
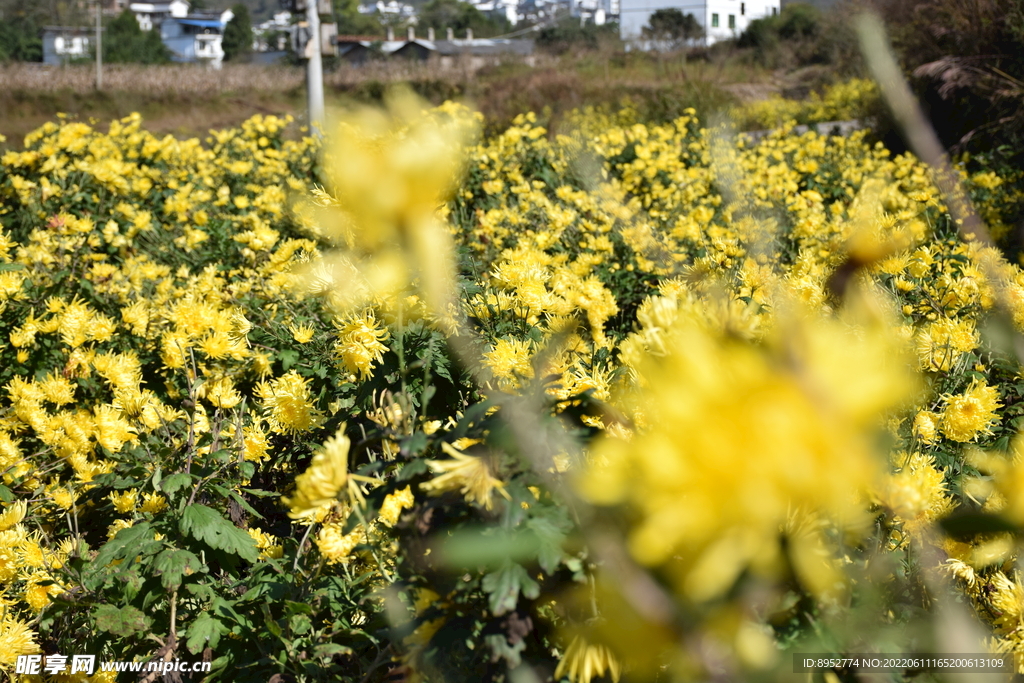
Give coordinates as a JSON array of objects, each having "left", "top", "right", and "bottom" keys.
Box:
[
  {"left": 222, "top": 3, "right": 253, "bottom": 61},
  {"left": 333, "top": 0, "right": 382, "bottom": 35},
  {"left": 536, "top": 17, "right": 620, "bottom": 55},
  {"left": 103, "top": 9, "right": 171, "bottom": 63},
  {"left": 0, "top": 15, "right": 43, "bottom": 62},
  {"left": 642, "top": 8, "right": 703, "bottom": 50},
  {"left": 417, "top": 0, "right": 508, "bottom": 39}
]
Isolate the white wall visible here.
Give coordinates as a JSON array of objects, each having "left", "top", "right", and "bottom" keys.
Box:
[{"left": 619, "top": 0, "right": 779, "bottom": 44}]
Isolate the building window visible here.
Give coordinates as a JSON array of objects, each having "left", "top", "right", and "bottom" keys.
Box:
[
  {"left": 728, "top": 14, "right": 735, "bottom": 28},
  {"left": 741, "top": 2, "right": 745, "bottom": 15},
  {"left": 772, "top": 6, "right": 777, "bottom": 15},
  {"left": 711, "top": 13, "right": 718, "bottom": 27}
]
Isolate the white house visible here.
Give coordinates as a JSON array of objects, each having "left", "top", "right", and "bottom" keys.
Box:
[
  {"left": 129, "top": 0, "right": 190, "bottom": 32},
  {"left": 42, "top": 27, "right": 93, "bottom": 64},
  {"left": 619, "top": 0, "right": 780, "bottom": 45}
]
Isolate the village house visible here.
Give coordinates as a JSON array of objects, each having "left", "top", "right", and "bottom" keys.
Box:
[
  {"left": 338, "top": 28, "right": 534, "bottom": 68},
  {"left": 618, "top": 0, "right": 780, "bottom": 44},
  {"left": 128, "top": 0, "right": 190, "bottom": 32},
  {"left": 41, "top": 26, "right": 93, "bottom": 65}
]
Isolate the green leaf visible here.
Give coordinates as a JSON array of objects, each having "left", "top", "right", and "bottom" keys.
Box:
[
  {"left": 526, "top": 508, "right": 571, "bottom": 574},
  {"left": 161, "top": 473, "right": 193, "bottom": 496},
  {"left": 261, "top": 604, "right": 283, "bottom": 639},
  {"left": 289, "top": 614, "right": 312, "bottom": 635},
  {"left": 313, "top": 643, "right": 353, "bottom": 659},
  {"left": 186, "top": 613, "right": 227, "bottom": 654},
  {"left": 228, "top": 490, "right": 264, "bottom": 520},
  {"left": 179, "top": 504, "right": 259, "bottom": 562},
  {"left": 0, "top": 484, "right": 12, "bottom": 504},
  {"left": 279, "top": 349, "right": 299, "bottom": 370},
  {"left": 92, "top": 522, "right": 155, "bottom": 568},
  {"left": 152, "top": 548, "right": 203, "bottom": 590},
  {"left": 94, "top": 604, "right": 151, "bottom": 637},
  {"left": 397, "top": 458, "right": 428, "bottom": 480},
  {"left": 485, "top": 633, "right": 526, "bottom": 668},
  {"left": 186, "top": 583, "right": 216, "bottom": 602},
  {"left": 481, "top": 561, "right": 540, "bottom": 616}
]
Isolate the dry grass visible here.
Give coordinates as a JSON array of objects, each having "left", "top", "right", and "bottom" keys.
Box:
[
  {"left": 0, "top": 59, "right": 512, "bottom": 96},
  {"left": 0, "top": 63, "right": 306, "bottom": 95}
]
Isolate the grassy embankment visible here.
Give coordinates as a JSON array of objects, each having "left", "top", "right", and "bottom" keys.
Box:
[{"left": 0, "top": 53, "right": 780, "bottom": 144}]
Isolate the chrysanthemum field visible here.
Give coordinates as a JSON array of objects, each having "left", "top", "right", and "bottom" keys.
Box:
[{"left": 3, "top": 86, "right": 1024, "bottom": 683}]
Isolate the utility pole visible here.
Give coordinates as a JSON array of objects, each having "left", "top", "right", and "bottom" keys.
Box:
[
  {"left": 95, "top": 0, "right": 103, "bottom": 90},
  {"left": 305, "top": 0, "right": 325, "bottom": 131}
]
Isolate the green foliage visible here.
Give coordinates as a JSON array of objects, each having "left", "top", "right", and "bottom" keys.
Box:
[
  {"left": 333, "top": 0, "right": 383, "bottom": 35},
  {"left": 536, "top": 17, "right": 620, "bottom": 55},
  {"left": 416, "top": 0, "right": 509, "bottom": 39},
  {"left": 222, "top": 3, "right": 253, "bottom": 61},
  {"left": 0, "top": 14, "right": 43, "bottom": 62},
  {"left": 102, "top": 9, "right": 171, "bottom": 64},
  {"left": 642, "top": 8, "right": 703, "bottom": 48}
]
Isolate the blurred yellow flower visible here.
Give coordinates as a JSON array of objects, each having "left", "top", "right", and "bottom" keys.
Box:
[
  {"left": 421, "top": 443, "right": 510, "bottom": 510},
  {"left": 554, "top": 635, "right": 621, "bottom": 683}
]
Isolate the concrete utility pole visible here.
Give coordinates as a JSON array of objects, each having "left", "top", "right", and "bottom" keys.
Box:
[
  {"left": 95, "top": 0, "right": 103, "bottom": 90},
  {"left": 305, "top": 0, "right": 325, "bottom": 131}
]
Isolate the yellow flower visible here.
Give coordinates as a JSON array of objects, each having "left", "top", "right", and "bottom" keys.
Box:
[
  {"left": 256, "top": 370, "right": 323, "bottom": 434},
  {"left": 913, "top": 410, "right": 940, "bottom": 444},
  {"left": 379, "top": 486, "right": 415, "bottom": 526},
  {"left": 285, "top": 427, "right": 351, "bottom": 519},
  {"left": 318, "top": 92, "right": 477, "bottom": 313},
  {"left": 49, "top": 487, "right": 76, "bottom": 511},
  {"left": 579, "top": 290, "right": 917, "bottom": 601},
  {"left": 0, "top": 615, "right": 40, "bottom": 667},
  {"left": 334, "top": 311, "right": 389, "bottom": 381},
  {"left": 0, "top": 501, "right": 27, "bottom": 531},
  {"left": 140, "top": 492, "right": 168, "bottom": 514},
  {"left": 421, "top": 443, "right": 510, "bottom": 510},
  {"left": 483, "top": 338, "right": 534, "bottom": 390},
  {"left": 940, "top": 380, "right": 1001, "bottom": 442},
  {"left": 204, "top": 377, "right": 242, "bottom": 410},
  {"left": 878, "top": 453, "right": 954, "bottom": 529},
  {"left": 316, "top": 522, "right": 365, "bottom": 564},
  {"left": 109, "top": 489, "right": 139, "bottom": 514},
  {"left": 289, "top": 323, "right": 316, "bottom": 344},
  {"left": 248, "top": 528, "right": 284, "bottom": 560},
  {"left": 554, "top": 635, "right": 621, "bottom": 683}
]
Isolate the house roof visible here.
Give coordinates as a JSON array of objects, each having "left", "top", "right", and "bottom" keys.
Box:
[
  {"left": 175, "top": 18, "right": 222, "bottom": 28},
  {"left": 337, "top": 37, "right": 534, "bottom": 56},
  {"left": 426, "top": 39, "right": 535, "bottom": 55}
]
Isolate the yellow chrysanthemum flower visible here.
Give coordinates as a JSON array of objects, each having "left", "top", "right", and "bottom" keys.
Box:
[
  {"left": 316, "top": 522, "right": 366, "bottom": 564},
  {"left": 256, "top": 370, "right": 323, "bottom": 435},
  {"left": 0, "top": 501, "right": 27, "bottom": 531},
  {"left": 334, "top": 311, "right": 389, "bottom": 381},
  {"left": 940, "top": 380, "right": 1001, "bottom": 442},
  {"left": 912, "top": 410, "right": 940, "bottom": 444},
  {"left": 109, "top": 489, "right": 138, "bottom": 514},
  {"left": 0, "top": 615, "right": 40, "bottom": 667}
]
